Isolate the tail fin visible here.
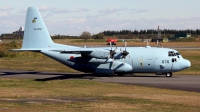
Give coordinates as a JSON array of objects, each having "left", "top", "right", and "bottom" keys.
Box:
[{"left": 22, "top": 6, "right": 53, "bottom": 49}]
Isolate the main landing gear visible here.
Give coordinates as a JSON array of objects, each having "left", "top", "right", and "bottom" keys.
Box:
[
  {"left": 166, "top": 72, "right": 172, "bottom": 77},
  {"left": 116, "top": 73, "right": 124, "bottom": 76},
  {"left": 156, "top": 72, "right": 173, "bottom": 77}
]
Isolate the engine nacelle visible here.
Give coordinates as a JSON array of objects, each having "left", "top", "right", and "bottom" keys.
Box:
[
  {"left": 82, "top": 49, "right": 123, "bottom": 59},
  {"left": 95, "top": 61, "right": 133, "bottom": 75},
  {"left": 83, "top": 49, "right": 110, "bottom": 59}
]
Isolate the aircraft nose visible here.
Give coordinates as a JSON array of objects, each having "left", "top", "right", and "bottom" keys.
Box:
[
  {"left": 186, "top": 60, "right": 191, "bottom": 68},
  {"left": 179, "top": 59, "right": 191, "bottom": 70}
]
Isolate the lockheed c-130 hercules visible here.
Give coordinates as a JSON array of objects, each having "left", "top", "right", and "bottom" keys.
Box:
[{"left": 11, "top": 6, "right": 191, "bottom": 77}]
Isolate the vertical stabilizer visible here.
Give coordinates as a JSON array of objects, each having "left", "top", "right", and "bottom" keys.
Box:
[{"left": 22, "top": 6, "right": 53, "bottom": 49}]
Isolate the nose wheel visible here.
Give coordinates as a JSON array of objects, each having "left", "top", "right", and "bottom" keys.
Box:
[{"left": 166, "top": 72, "right": 172, "bottom": 77}]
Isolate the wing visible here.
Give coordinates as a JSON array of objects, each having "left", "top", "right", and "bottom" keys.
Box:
[
  {"left": 50, "top": 48, "right": 94, "bottom": 54},
  {"left": 51, "top": 48, "right": 110, "bottom": 59}
]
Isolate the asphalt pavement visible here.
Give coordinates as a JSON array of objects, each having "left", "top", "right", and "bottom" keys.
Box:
[{"left": 0, "top": 69, "right": 200, "bottom": 92}]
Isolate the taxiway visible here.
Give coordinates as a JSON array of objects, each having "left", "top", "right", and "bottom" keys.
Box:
[{"left": 0, "top": 69, "right": 199, "bottom": 92}]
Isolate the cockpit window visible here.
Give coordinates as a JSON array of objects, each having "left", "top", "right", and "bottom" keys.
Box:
[
  {"left": 176, "top": 52, "right": 180, "bottom": 58},
  {"left": 176, "top": 52, "right": 180, "bottom": 55},
  {"left": 168, "top": 51, "right": 176, "bottom": 57}
]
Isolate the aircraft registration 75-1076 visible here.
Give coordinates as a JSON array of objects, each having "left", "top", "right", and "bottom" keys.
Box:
[{"left": 11, "top": 6, "right": 191, "bottom": 77}]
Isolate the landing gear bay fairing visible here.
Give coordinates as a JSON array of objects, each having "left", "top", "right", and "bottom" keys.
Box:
[{"left": 11, "top": 7, "right": 191, "bottom": 77}]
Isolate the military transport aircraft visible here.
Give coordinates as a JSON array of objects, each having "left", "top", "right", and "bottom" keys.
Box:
[{"left": 11, "top": 6, "right": 191, "bottom": 77}]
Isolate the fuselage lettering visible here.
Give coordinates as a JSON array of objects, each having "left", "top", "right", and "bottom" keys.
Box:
[
  {"left": 162, "top": 60, "right": 169, "bottom": 63},
  {"left": 34, "top": 28, "right": 42, "bottom": 30}
]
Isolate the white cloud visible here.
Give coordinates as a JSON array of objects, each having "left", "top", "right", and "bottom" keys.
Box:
[
  {"left": 131, "top": 9, "right": 136, "bottom": 13},
  {"left": 44, "top": 16, "right": 200, "bottom": 36},
  {"left": 18, "top": 10, "right": 26, "bottom": 13},
  {"left": 99, "top": 8, "right": 127, "bottom": 14},
  {"left": 66, "top": 17, "right": 86, "bottom": 23},
  {"left": 118, "top": 22, "right": 132, "bottom": 27},
  {"left": 137, "top": 9, "right": 148, "bottom": 13},
  {"left": 0, "top": 11, "right": 25, "bottom": 34},
  {"left": 75, "top": 8, "right": 90, "bottom": 12},
  {"left": 0, "top": 12, "right": 11, "bottom": 17},
  {"left": 53, "top": 9, "right": 71, "bottom": 13},
  {"left": 44, "top": 13, "right": 53, "bottom": 19},
  {"left": 0, "top": 6, "right": 13, "bottom": 11},
  {"left": 39, "top": 6, "right": 71, "bottom": 13},
  {"left": 1, "top": 8, "right": 200, "bottom": 36},
  {"left": 39, "top": 6, "right": 50, "bottom": 12}
]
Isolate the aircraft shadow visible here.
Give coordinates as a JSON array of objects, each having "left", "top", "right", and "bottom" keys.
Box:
[
  {"left": 34, "top": 73, "right": 131, "bottom": 81},
  {"left": 0, "top": 71, "right": 39, "bottom": 76},
  {"left": 34, "top": 74, "right": 95, "bottom": 81},
  {"left": 34, "top": 74, "right": 166, "bottom": 81},
  {"left": 0, "top": 70, "right": 168, "bottom": 82}
]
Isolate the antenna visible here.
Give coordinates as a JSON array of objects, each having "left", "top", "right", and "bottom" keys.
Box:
[
  {"left": 157, "top": 25, "right": 160, "bottom": 47},
  {"left": 147, "top": 40, "right": 149, "bottom": 46},
  {"left": 164, "top": 24, "right": 165, "bottom": 39}
]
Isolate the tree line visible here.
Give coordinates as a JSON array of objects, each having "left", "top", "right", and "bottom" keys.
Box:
[
  {"left": 1, "top": 29, "right": 200, "bottom": 40},
  {"left": 101, "top": 29, "right": 200, "bottom": 36}
]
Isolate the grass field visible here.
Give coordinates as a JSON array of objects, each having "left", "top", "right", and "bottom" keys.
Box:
[{"left": 0, "top": 78, "right": 200, "bottom": 112}]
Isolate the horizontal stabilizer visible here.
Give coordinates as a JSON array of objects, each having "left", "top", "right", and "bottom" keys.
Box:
[{"left": 10, "top": 49, "right": 41, "bottom": 52}]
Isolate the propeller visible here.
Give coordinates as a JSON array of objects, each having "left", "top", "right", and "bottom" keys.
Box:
[
  {"left": 120, "top": 41, "right": 129, "bottom": 65},
  {"left": 108, "top": 42, "right": 117, "bottom": 65}
]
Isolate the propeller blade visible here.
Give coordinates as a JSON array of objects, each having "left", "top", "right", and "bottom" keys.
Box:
[
  {"left": 125, "top": 41, "right": 127, "bottom": 51},
  {"left": 114, "top": 47, "right": 117, "bottom": 51},
  {"left": 108, "top": 54, "right": 110, "bottom": 59},
  {"left": 120, "top": 48, "right": 123, "bottom": 53},
  {"left": 110, "top": 42, "right": 112, "bottom": 50},
  {"left": 127, "top": 54, "right": 130, "bottom": 58},
  {"left": 123, "top": 58, "right": 125, "bottom": 65},
  {"left": 112, "top": 58, "right": 115, "bottom": 66}
]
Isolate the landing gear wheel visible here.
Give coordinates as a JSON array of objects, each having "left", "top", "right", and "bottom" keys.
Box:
[
  {"left": 117, "top": 74, "right": 124, "bottom": 76},
  {"left": 166, "top": 72, "right": 172, "bottom": 77}
]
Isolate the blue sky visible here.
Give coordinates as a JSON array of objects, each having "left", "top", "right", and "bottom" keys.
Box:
[{"left": 0, "top": 0, "right": 200, "bottom": 36}]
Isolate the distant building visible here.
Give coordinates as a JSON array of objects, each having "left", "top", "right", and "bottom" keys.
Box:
[
  {"left": 151, "top": 37, "right": 163, "bottom": 42},
  {"left": 174, "top": 33, "right": 191, "bottom": 38},
  {"left": 168, "top": 33, "right": 191, "bottom": 41},
  {"left": 163, "top": 38, "right": 169, "bottom": 42},
  {"left": 13, "top": 27, "right": 24, "bottom": 37}
]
